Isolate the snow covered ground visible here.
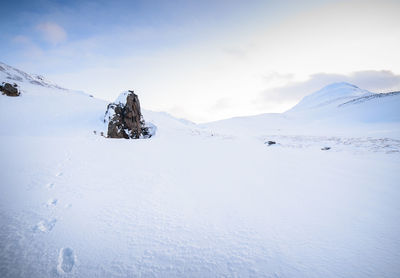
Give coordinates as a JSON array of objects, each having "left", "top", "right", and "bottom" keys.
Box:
[{"left": 1, "top": 63, "right": 400, "bottom": 277}]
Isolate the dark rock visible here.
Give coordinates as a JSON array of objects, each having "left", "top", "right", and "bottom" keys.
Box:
[
  {"left": 0, "top": 82, "right": 20, "bottom": 96},
  {"left": 104, "top": 90, "right": 153, "bottom": 139},
  {"left": 321, "top": 147, "right": 331, "bottom": 151},
  {"left": 265, "top": 141, "right": 276, "bottom": 146}
]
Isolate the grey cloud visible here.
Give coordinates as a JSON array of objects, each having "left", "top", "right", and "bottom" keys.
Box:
[{"left": 346, "top": 70, "right": 400, "bottom": 92}]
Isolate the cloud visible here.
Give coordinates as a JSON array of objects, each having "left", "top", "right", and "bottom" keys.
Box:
[
  {"left": 36, "top": 22, "right": 67, "bottom": 45},
  {"left": 210, "top": 97, "right": 233, "bottom": 112},
  {"left": 255, "top": 70, "right": 400, "bottom": 112},
  {"left": 262, "top": 72, "right": 294, "bottom": 87},
  {"left": 346, "top": 70, "right": 400, "bottom": 92}
]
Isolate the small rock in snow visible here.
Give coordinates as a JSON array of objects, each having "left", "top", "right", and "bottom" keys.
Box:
[
  {"left": 265, "top": 141, "right": 276, "bottom": 146},
  {"left": 0, "top": 82, "right": 20, "bottom": 97}
]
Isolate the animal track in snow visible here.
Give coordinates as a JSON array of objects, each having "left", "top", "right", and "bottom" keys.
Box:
[
  {"left": 57, "top": 247, "right": 76, "bottom": 274},
  {"left": 34, "top": 218, "right": 57, "bottom": 232}
]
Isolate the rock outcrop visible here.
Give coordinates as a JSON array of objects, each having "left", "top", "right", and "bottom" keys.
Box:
[
  {"left": 104, "top": 90, "right": 153, "bottom": 139},
  {"left": 0, "top": 82, "right": 20, "bottom": 96}
]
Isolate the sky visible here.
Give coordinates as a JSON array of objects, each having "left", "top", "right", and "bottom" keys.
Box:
[{"left": 1, "top": 0, "right": 400, "bottom": 122}]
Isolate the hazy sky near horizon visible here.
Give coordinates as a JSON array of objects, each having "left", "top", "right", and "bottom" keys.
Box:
[{"left": 1, "top": 0, "right": 400, "bottom": 122}]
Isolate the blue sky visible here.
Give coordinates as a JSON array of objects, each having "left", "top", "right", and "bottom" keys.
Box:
[
  {"left": 2, "top": 0, "right": 313, "bottom": 69},
  {"left": 1, "top": 0, "right": 400, "bottom": 122}
]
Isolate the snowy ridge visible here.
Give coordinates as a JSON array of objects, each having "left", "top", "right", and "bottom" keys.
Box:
[
  {"left": 339, "top": 91, "right": 400, "bottom": 107},
  {"left": 285, "top": 82, "right": 400, "bottom": 125},
  {"left": 0, "top": 62, "right": 66, "bottom": 90},
  {"left": 287, "top": 82, "right": 373, "bottom": 112}
]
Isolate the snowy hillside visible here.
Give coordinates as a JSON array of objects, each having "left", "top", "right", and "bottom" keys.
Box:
[
  {"left": 204, "top": 82, "right": 400, "bottom": 142},
  {"left": 286, "top": 82, "right": 400, "bottom": 125},
  {"left": 0, "top": 62, "right": 202, "bottom": 138},
  {"left": 1, "top": 63, "right": 400, "bottom": 278},
  {"left": 0, "top": 62, "right": 106, "bottom": 136}
]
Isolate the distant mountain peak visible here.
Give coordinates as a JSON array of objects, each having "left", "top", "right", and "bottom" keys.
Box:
[
  {"left": 287, "top": 82, "right": 373, "bottom": 112},
  {"left": 321, "top": 82, "right": 359, "bottom": 90}
]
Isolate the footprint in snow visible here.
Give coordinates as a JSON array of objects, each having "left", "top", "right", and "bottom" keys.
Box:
[
  {"left": 46, "top": 182, "right": 55, "bottom": 189},
  {"left": 34, "top": 218, "right": 57, "bottom": 232},
  {"left": 56, "top": 172, "right": 63, "bottom": 177},
  {"left": 57, "top": 247, "right": 76, "bottom": 274},
  {"left": 46, "top": 198, "right": 58, "bottom": 207}
]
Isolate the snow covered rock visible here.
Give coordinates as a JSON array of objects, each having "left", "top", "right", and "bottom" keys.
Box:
[
  {"left": 104, "top": 90, "right": 154, "bottom": 139},
  {"left": 0, "top": 82, "right": 20, "bottom": 96}
]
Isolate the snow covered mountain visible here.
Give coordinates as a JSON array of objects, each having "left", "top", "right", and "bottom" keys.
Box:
[
  {"left": 1, "top": 62, "right": 400, "bottom": 278},
  {"left": 204, "top": 82, "right": 400, "bottom": 139},
  {"left": 286, "top": 82, "right": 400, "bottom": 123},
  {"left": 287, "top": 82, "right": 373, "bottom": 112}
]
